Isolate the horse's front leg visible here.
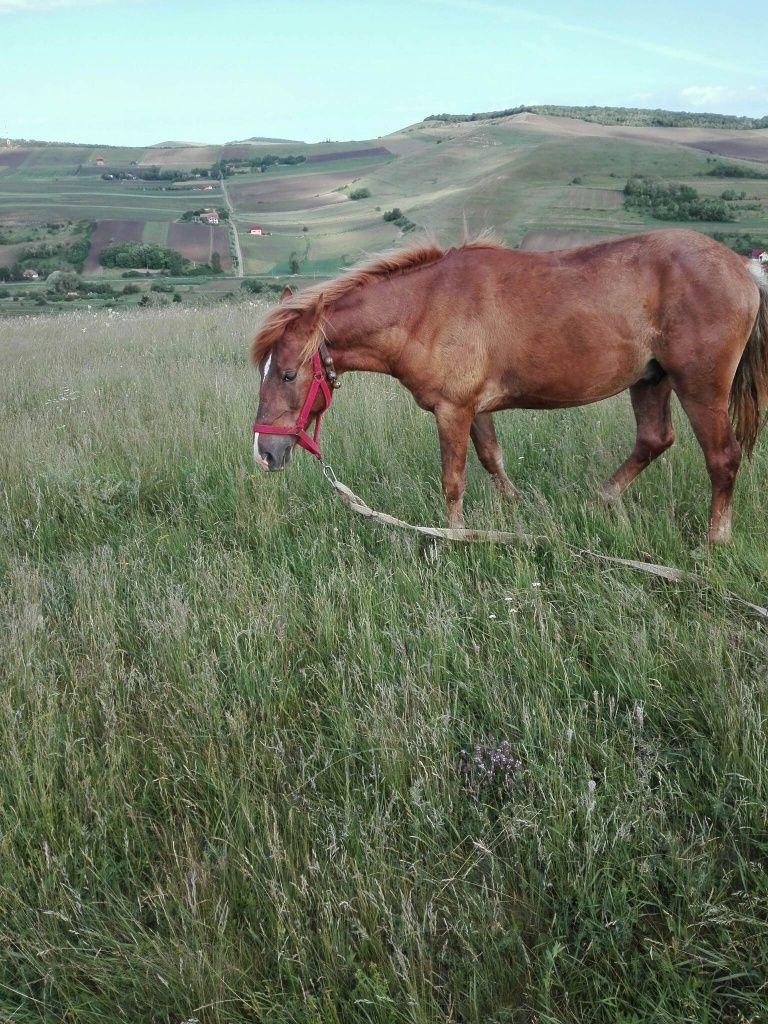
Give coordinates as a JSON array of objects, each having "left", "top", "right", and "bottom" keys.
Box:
[{"left": 434, "top": 404, "right": 473, "bottom": 528}]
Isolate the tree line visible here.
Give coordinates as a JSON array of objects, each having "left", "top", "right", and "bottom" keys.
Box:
[
  {"left": 212, "top": 154, "right": 307, "bottom": 178},
  {"left": 426, "top": 105, "right": 768, "bottom": 130}
]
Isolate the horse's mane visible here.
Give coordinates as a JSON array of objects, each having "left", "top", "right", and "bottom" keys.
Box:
[{"left": 250, "top": 234, "right": 505, "bottom": 365}]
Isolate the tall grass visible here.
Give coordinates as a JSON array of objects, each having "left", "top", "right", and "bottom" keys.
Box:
[{"left": 1, "top": 304, "right": 766, "bottom": 1023}]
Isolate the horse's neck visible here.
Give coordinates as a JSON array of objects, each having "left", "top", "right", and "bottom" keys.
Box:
[{"left": 324, "top": 287, "right": 414, "bottom": 376}]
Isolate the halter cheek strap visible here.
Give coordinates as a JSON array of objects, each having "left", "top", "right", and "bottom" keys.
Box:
[{"left": 252, "top": 346, "right": 338, "bottom": 460}]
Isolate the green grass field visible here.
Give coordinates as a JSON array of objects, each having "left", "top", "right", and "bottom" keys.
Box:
[{"left": 1, "top": 304, "right": 766, "bottom": 1023}]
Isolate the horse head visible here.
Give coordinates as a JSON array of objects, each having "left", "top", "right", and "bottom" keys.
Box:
[{"left": 252, "top": 285, "right": 336, "bottom": 469}]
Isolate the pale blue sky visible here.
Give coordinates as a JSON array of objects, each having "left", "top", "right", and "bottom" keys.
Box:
[{"left": 2, "top": 0, "right": 766, "bottom": 146}]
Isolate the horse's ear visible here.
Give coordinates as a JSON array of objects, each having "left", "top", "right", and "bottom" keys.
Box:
[{"left": 280, "top": 285, "right": 294, "bottom": 302}]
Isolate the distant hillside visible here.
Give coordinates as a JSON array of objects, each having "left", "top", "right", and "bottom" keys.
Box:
[
  {"left": 147, "top": 141, "right": 208, "bottom": 149},
  {"left": 148, "top": 137, "right": 303, "bottom": 148},
  {"left": 230, "top": 136, "right": 304, "bottom": 145},
  {"left": 2, "top": 108, "right": 768, "bottom": 306},
  {"left": 426, "top": 104, "right": 768, "bottom": 130}
]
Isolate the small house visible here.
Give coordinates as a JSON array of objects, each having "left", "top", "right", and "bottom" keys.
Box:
[
  {"left": 750, "top": 248, "right": 768, "bottom": 264},
  {"left": 248, "top": 225, "right": 263, "bottom": 236},
  {"left": 95, "top": 155, "right": 105, "bottom": 166},
  {"left": 22, "top": 268, "right": 39, "bottom": 280},
  {"left": 199, "top": 210, "right": 219, "bottom": 225}
]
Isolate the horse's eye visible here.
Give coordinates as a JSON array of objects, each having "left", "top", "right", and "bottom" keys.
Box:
[{"left": 282, "top": 369, "right": 297, "bottom": 383}]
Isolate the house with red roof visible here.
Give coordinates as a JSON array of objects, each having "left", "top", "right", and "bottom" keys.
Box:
[{"left": 248, "top": 225, "right": 263, "bottom": 235}]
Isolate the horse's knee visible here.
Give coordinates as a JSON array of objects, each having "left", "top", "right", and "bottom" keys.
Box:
[
  {"left": 638, "top": 426, "right": 675, "bottom": 462},
  {"left": 708, "top": 438, "right": 741, "bottom": 490}
]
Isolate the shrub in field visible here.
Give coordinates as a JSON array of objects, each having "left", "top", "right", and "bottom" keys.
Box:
[
  {"left": 121, "top": 283, "right": 141, "bottom": 295},
  {"left": 382, "top": 207, "right": 417, "bottom": 231},
  {"left": 45, "top": 270, "right": 82, "bottom": 294},
  {"left": 349, "top": 187, "right": 371, "bottom": 200},
  {"left": 240, "top": 278, "right": 283, "bottom": 296},
  {"left": 138, "top": 292, "right": 169, "bottom": 307}
]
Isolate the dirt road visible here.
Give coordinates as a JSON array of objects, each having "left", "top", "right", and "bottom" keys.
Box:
[{"left": 220, "top": 176, "right": 244, "bottom": 277}]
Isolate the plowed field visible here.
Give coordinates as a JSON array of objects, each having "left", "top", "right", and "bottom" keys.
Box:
[
  {"left": 166, "top": 222, "right": 231, "bottom": 268},
  {"left": 85, "top": 219, "right": 145, "bottom": 271}
]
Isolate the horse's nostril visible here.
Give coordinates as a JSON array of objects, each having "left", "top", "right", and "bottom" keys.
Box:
[{"left": 263, "top": 449, "right": 275, "bottom": 468}]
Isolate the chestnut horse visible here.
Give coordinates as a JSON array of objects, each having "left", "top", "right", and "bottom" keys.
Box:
[{"left": 251, "top": 229, "right": 768, "bottom": 543}]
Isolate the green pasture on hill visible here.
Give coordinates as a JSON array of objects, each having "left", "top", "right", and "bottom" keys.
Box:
[
  {"left": 3, "top": 112, "right": 768, "bottom": 285},
  {"left": 0, "top": 304, "right": 766, "bottom": 1023},
  {"left": 0, "top": 180, "right": 203, "bottom": 223}
]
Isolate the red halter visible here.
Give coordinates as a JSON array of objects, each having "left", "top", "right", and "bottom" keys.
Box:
[{"left": 252, "top": 348, "right": 336, "bottom": 460}]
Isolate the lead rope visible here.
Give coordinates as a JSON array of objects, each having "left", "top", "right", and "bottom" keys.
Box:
[{"left": 319, "top": 461, "right": 768, "bottom": 621}]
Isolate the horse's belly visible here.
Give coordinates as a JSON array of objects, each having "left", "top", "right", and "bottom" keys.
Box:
[{"left": 489, "top": 351, "right": 651, "bottom": 410}]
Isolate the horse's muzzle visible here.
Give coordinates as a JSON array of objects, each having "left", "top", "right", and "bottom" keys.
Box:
[{"left": 254, "top": 433, "right": 294, "bottom": 471}]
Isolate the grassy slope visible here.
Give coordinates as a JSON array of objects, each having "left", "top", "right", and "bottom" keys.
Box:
[
  {"left": 3, "top": 114, "right": 768, "bottom": 281},
  {"left": 1, "top": 305, "right": 766, "bottom": 1023}
]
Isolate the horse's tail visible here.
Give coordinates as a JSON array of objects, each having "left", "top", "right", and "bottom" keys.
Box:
[{"left": 730, "top": 263, "right": 768, "bottom": 457}]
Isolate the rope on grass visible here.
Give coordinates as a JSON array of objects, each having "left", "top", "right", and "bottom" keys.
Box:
[{"left": 321, "top": 465, "right": 768, "bottom": 622}]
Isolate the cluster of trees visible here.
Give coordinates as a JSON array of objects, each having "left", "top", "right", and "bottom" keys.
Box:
[
  {"left": 426, "top": 105, "right": 768, "bottom": 130},
  {"left": 0, "top": 220, "right": 94, "bottom": 279},
  {"left": 382, "top": 208, "right": 416, "bottom": 232},
  {"left": 241, "top": 279, "right": 287, "bottom": 296},
  {"left": 623, "top": 177, "right": 732, "bottom": 222},
  {"left": 212, "top": 154, "right": 307, "bottom": 178},
  {"left": 537, "top": 105, "right": 768, "bottom": 129},
  {"left": 712, "top": 232, "right": 768, "bottom": 256},
  {"left": 100, "top": 242, "right": 190, "bottom": 274},
  {"left": 99, "top": 241, "right": 223, "bottom": 276},
  {"left": 706, "top": 161, "right": 768, "bottom": 180},
  {"left": 425, "top": 105, "right": 531, "bottom": 123},
  {"left": 349, "top": 188, "right": 371, "bottom": 200},
  {"left": 124, "top": 167, "right": 207, "bottom": 183},
  {"left": 179, "top": 208, "right": 229, "bottom": 222}
]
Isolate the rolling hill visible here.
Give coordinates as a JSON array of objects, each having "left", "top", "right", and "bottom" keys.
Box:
[{"left": 1, "top": 105, "right": 768, "bottom": 313}]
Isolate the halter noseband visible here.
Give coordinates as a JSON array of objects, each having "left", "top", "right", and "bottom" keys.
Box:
[{"left": 252, "top": 341, "right": 339, "bottom": 460}]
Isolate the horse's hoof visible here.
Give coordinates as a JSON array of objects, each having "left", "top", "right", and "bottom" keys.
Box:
[
  {"left": 707, "top": 528, "right": 732, "bottom": 546},
  {"left": 495, "top": 477, "right": 520, "bottom": 501},
  {"left": 597, "top": 483, "right": 622, "bottom": 505}
]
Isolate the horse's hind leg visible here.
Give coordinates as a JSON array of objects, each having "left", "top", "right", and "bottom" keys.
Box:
[
  {"left": 600, "top": 377, "right": 674, "bottom": 501},
  {"left": 470, "top": 413, "right": 519, "bottom": 499},
  {"left": 674, "top": 389, "right": 741, "bottom": 544}
]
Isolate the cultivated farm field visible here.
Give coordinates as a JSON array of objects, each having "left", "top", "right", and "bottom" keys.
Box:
[{"left": 1, "top": 304, "right": 767, "bottom": 1023}]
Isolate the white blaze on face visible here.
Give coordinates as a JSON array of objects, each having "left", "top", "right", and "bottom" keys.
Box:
[{"left": 253, "top": 354, "right": 271, "bottom": 470}]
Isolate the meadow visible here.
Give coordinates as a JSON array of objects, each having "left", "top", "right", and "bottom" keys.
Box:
[{"left": 1, "top": 303, "right": 766, "bottom": 1023}]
